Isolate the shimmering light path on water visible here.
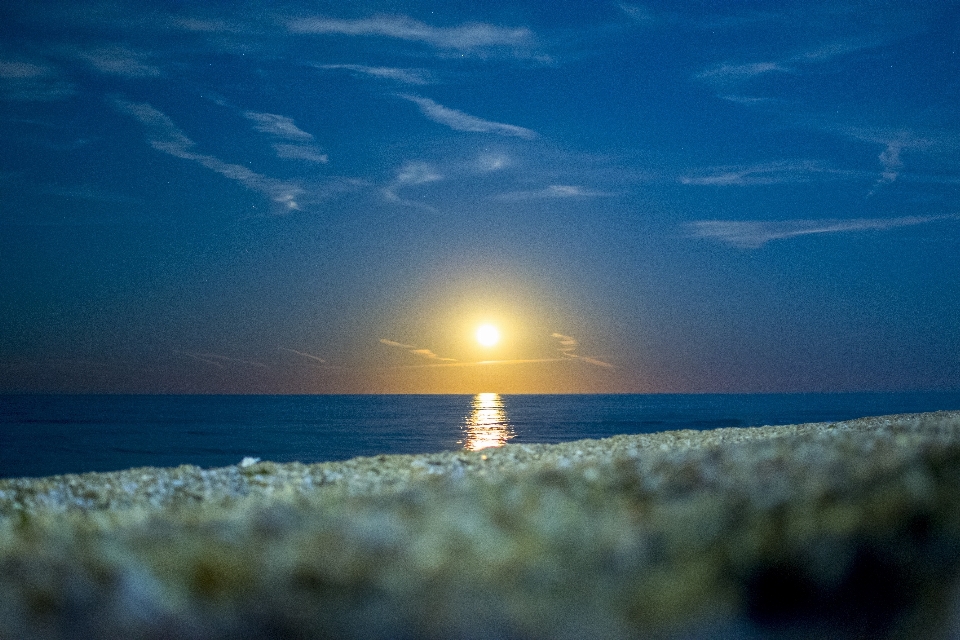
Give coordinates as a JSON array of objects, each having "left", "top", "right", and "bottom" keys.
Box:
[
  {"left": 3, "top": 392, "right": 960, "bottom": 479},
  {"left": 461, "top": 393, "right": 515, "bottom": 451}
]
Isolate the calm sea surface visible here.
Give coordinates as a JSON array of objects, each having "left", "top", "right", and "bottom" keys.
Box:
[{"left": 2, "top": 392, "right": 960, "bottom": 479}]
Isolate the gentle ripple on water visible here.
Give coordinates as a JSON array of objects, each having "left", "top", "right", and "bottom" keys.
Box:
[{"left": 2, "top": 392, "right": 960, "bottom": 478}]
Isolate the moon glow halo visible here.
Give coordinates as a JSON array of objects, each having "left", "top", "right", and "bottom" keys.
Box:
[{"left": 475, "top": 324, "right": 501, "bottom": 347}]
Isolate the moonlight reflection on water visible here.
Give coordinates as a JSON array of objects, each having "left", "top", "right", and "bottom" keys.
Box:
[{"left": 461, "top": 393, "right": 515, "bottom": 451}]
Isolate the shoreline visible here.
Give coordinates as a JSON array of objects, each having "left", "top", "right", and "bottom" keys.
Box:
[{"left": 4, "top": 410, "right": 960, "bottom": 638}]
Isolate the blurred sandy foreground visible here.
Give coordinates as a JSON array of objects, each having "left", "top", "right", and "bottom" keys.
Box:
[{"left": 3, "top": 411, "right": 960, "bottom": 639}]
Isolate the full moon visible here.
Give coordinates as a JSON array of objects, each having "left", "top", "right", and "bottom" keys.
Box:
[{"left": 475, "top": 324, "right": 501, "bottom": 347}]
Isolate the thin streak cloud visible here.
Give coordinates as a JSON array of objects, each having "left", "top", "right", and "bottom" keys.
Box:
[
  {"left": 496, "top": 184, "right": 611, "bottom": 200},
  {"left": 697, "top": 62, "right": 788, "bottom": 83},
  {"left": 315, "top": 64, "right": 433, "bottom": 85},
  {"left": 379, "top": 339, "right": 415, "bottom": 349},
  {"left": 115, "top": 100, "right": 305, "bottom": 212},
  {"left": 178, "top": 352, "right": 268, "bottom": 369},
  {"left": 279, "top": 348, "right": 326, "bottom": 363},
  {"left": 399, "top": 94, "right": 536, "bottom": 139},
  {"left": 618, "top": 3, "right": 662, "bottom": 26},
  {"left": 688, "top": 215, "right": 957, "bottom": 249},
  {"left": 76, "top": 46, "right": 160, "bottom": 78},
  {"left": 379, "top": 338, "right": 456, "bottom": 362},
  {"left": 475, "top": 153, "right": 511, "bottom": 172},
  {"left": 382, "top": 161, "right": 442, "bottom": 209},
  {"left": 697, "top": 37, "right": 890, "bottom": 92},
  {"left": 802, "top": 124, "right": 958, "bottom": 195},
  {"left": 0, "top": 60, "right": 51, "bottom": 78},
  {"left": 878, "top": 142, "right": 903, "bottom": 183},
  {"left": 382, "top": 358, "right": 566, "bottom": 369},
  {"left": 243, "top": 112, "right": 313, "bottom": 141},
  {"left": 846, "top": 129, "right": 935, "bottom": 195},
  {"left": 243, "top": 111, "right": 329, "bottom": 164},
  {"left": 168, "top": 17, "right": 251, "bottom": 34},
  {"left": 680, "top": 161, "right": 859, "bottom": 186},
  {"left": 620, "top": 3, "right": 783, "bottom": 30},
  {"left": 286, "top": 15, "right": 535, "bottom": 53},
  {"left": 273, "top": 144, "right": 328, "bottom": 164},
  {"left": 553, "top": 332, "right": 578, "bottom": 356},
  {"left": 550, "top": 333, "right": 614, "bottom": 368},
  {"left": 0, "top": 59, "right": 75, "bottom": 101}
]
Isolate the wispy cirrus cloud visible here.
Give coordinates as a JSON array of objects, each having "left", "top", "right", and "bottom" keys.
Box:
[
  {"left": 382, "top": 358, "right": 565, "bottom": 369},
  {"left": 717, "top": 94, "right": 775, "bottom": 105},
  {"left": 399, "top": 94, "right": 537, "bottom": 139},
  {"left": 836, "top": 128, "right": 940, "bottom": 195},
  {"left": 697, "top": 62, "right": 789, "bottom": 84},
  {"left": 0, "top": 59, "right": 75, "bottom": 101},
  {"left": 286, "top": 15, "right": 536, "bottom": 56},
  {"left": 279, "top": 347, "right": 326, "bottom": 364},
  {"left": 167, "top": 17, "right": 252, "bottom": 34},
  {"left": 178, "top": 351, "right": 268, "bottom": 369},
  {"left": 618, "top": 3, "right": 665, "bottom": 26},
  {"left": 805, "top": 124, "right": 960, "bottom": 195},
  {"left": 379, "top": 338, "right": 456, "bottom": 362},
  {"left": 621, "top": 2, "right": 783, "bottom": 30},
  {"left": 877, "top": 142, "right": 904, "bottom": 184},
  {"left": 273, "top": 144, "right": 329, "bottom": 164},
  {"left": 553, "top": 333, "right": 578, "bottom": 356},
  {"left": 315, "top": 64, "right": 433, "bottom": 85},
  {"left": 796, "top": 40, "right": 878, "bottom": 64},
  {"left": 679, "top": 161, "right": 860, "bottom": 186},
  {"left": 696, "top": 37, "right": 887, "bottom": 95},
  {"left": 495, "top": 184, "right": 612, "bottom": 200},
  {"left": 382, "top": 161, "right": 442, "bottom": 209},
  {"left": 475, "top": 153, "right": 511, "bottom": 172},
  {"left": 551, "top": 333, "right": 614, "bottom": 368},
  {"left": 375, "top": 333, "right": 614, "bottom": 369},
  {"left": 115, "top": 100, "right": 305, "bottom": 211},
  {"left": 243, "top": 111, "right": 329, "bottom": 164},
  {"left": 243, "top": 112, "right": 313, "bottom": 141},
  {"left": 688, "top": 215, "right": 957, "bottom": 249},
  {"left": 75, "top": 46, "right": 161, "bottom": 78}
]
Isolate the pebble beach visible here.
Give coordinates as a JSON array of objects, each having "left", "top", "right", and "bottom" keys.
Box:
[{"left": 3, "top": 411, "right": 960, "bottom": 639}]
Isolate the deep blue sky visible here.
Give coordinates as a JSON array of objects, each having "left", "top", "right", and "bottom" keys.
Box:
[{"left": 2, "top": 0, "right": 959, "bottom": 393}]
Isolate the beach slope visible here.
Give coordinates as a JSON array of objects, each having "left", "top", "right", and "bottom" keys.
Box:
[{"left": 3, "top": 411, "right": 960, "bottom": 638}]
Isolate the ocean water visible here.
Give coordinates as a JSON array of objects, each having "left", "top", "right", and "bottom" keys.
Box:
[{"left": 2, "top": 392, "right": 960, "bottom": 480}]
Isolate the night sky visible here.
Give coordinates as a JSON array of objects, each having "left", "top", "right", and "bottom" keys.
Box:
[{"left": 2, "top": 0, "right": 959, "bottom": 394}]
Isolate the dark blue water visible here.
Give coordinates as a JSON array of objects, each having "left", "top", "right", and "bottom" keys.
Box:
[{"left": 2, "top": 392, "right": 960, "bottom": 479}]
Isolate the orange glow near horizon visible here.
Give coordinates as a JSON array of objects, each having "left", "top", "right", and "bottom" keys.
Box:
[{"left": 368, "top": 275, "right": 632, "bottom": 393}]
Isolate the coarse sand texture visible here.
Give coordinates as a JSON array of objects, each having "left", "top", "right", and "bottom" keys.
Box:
[{"left": 3, "top": 411, "right": 960, "bottom": 638}]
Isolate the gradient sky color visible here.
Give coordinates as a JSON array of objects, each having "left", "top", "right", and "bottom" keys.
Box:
[{"left": 2, "top": 0, "right": 959, "bottom": 394}]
